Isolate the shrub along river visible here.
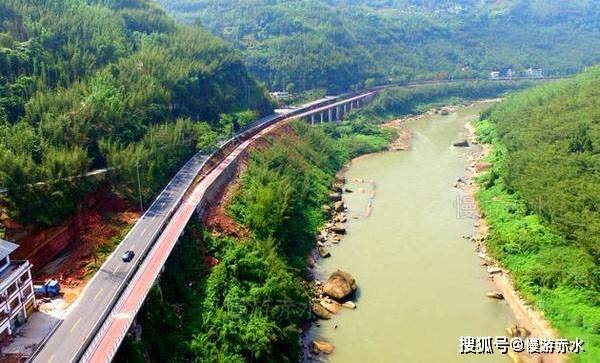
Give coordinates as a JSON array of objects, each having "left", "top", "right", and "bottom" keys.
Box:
[{"left": 307, "top": 103, "right": 515, "bottom": 362}]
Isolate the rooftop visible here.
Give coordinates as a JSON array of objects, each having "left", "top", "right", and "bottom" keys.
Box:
[
  {"left": 0, "top": 260, "right": 29, "bottom": 293},
  {"left": 0, "top": 239, "right": 18, "bottom": 261}
]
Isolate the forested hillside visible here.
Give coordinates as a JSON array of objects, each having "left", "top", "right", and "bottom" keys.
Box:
[
  {"left": 158, "top": 0, "right": 600, "bottom": 93},
  {"left": 0, "top": 0, "right": 271, "bottom": 227},
  {"left": 117, "top": 122, "right": 345, "bottom": 361},
  {"left": 475, "top": 68, "right": 600, "bottom": 360}
]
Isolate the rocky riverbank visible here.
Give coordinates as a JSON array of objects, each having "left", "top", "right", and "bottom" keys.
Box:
[
  {"left": 303, "top": 174, "right": 360, "bottom": 359},
  {"left": 459, "top": 120, "right": 562, "bottom": 363}
]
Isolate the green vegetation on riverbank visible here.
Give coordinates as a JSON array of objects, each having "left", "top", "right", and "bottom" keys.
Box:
[{"left": 474, "top": 68, "right": 600, "bottom": 361}]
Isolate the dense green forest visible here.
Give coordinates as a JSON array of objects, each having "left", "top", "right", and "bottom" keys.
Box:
[
  {"left": 158, "top": 0, "right": 600, "bottom": 93},
  {"left": 475, "top": 68, "right": 600, "bottom": 361},
  {"left": 0, "top": 0, "right": 271, "bottom": 227}
]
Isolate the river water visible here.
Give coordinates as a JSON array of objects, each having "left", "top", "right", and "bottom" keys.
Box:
[{"left": 307, "top": 104, "right": 515, "bottom": 362}]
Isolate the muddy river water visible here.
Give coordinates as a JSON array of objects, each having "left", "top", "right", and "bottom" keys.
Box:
[{"left": 307, "top": 104, "right": 516, "bottom": 362}]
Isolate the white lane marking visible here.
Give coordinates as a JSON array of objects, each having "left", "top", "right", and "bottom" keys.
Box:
[
  {"left": 93, "top": 287, "right": 105, "bottom": 301},
  {"left": 140, "top": 227, "right": 148, "bottom": 236},
  {"left": 70, "top": 317, "right": 82, "bottom": 332}
]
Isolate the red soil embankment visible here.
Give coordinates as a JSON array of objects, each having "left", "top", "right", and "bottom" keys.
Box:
[
  {"left": 3, "top": 189, "right": 138, "bottom": 288},
  {"left": 203, "top": 121, "right": 297, "bottom": 239}
]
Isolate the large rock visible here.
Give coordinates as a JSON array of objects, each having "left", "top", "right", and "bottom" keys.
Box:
[
  {"left": 330, "top": 224, "right": 346, "bottom": 235},
  {"left": 320, "top": 299, "right": 342, "bottom": 314},
  {"left": 342, "top": 301, "right": 357, "bottom": 309},
  {"left": 329, "top": 192, "right": 342, "bottom": 202},
  {"left": 312, "top": 340, "right": 334, "bottom": 354},
  {"left": 452, "top": 139, "right": 469, "bottom": 147},
  {"left": 318, "top": 247, "right": 331, "bottom": 258},
  {"left": 334, "top": 201, "right": 345, "bottom": 212},
  {"left": 486, "top": 291, "right": 504, "bottom": 300},
  {"left": 312, "top": 304, "right": 332, "bottom": 320},
  {"left": 323, "top": 270, "right": 357, "bottom": 301}
]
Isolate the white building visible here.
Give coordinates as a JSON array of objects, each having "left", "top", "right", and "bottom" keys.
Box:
[
  {"left": 269, "top": 91, "right": 292, "bottom": 100},
  {"left": 489, "top": 71, "right": 501, "bottom": 80},
  {"left": 0, "top": 239, "right": 35, "bottom": 344},
  {"left": 526, "top": 68, "right": 544, "bottom": 78}
]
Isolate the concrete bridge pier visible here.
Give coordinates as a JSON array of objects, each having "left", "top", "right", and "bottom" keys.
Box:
[
  {"left": 328, "top": 108, "right": 333, "bottom": 122},
  {"left": 311, "top": 114, "right": 315, "bottom": 126},
  {"left": 320, "top": 112, "right": 324, "bottom": 124}
]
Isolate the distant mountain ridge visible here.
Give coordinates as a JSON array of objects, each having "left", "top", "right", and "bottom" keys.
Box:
[{"left": 158, "top": 0, "right": 600, "bottom": 92}]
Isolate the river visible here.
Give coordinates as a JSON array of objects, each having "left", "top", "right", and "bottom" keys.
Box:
[{"left": 307, "top": 103, "right": 516, "bottom": 362}]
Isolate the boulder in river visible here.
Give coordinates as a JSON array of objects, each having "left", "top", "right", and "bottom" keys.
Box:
[
  {"left": 342, "top": 301, "right": 357, "bottom": 309},
  {"left": 329, "top": 192, "right": 342, "bottom": 202},
  {"left": 323, "top": 270, "right": 357, "bottom": 301},
  {"left": 330, "top": 224, "right": 346, "bottom": 234},
  {"left": 312, "top": 304, "right": 332, "bottom": 320},
  {"left": 334, "top": 201, "right": 345, "bottom": 212},
  {"left": 318, "top": 247, "right": 331, "bottom": 258},
  {"left": 320, "top": 299, "right": 342, "bottom": 314},
  {"left": 487, "top": 266, "right": 502, "bottom": 274},
  {"left": 453, "top": 139, "right": 470, "bottom": 147},
  {"left": 486, "top": 291, "right": 504, "bottom": 300},
  {"left": 322, "top": 204, "right": 331, "bottom": 213},
  {"left": 312, "top": 340, "right": 335, "bottom": 354}
]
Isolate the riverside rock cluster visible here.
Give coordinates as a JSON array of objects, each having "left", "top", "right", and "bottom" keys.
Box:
[{"left": 307, "top": 175, "right": 359, "bottom": 357}]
